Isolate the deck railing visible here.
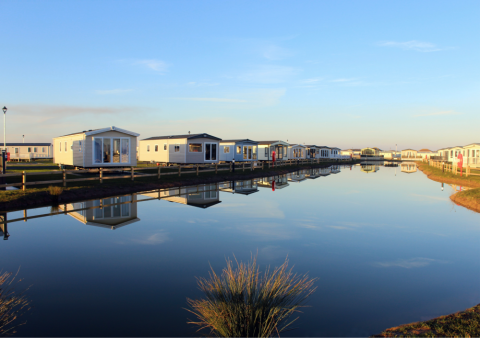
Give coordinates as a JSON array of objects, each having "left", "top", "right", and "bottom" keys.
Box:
[
  {"left": 423, "top": 159, "right": 480, "bottom": 177},
  {"left": 0, "top": 158, "right": 354, "bottom": 191}
]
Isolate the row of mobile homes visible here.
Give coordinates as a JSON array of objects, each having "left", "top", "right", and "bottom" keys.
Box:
[
  {"left": 288, "top": 144, "right": 307, "bottom": 160},
  {"left": 138, "top": 133, "right": 221, "bottom": 164},
  {"left": 257, "top": 141, "right": 289, "bottom": 161},
  {"left": 53, "top": 127, "right": 138, "bottom": 168},
  {"left": 219, "top": 139, "right": 258, "bottom": 162},
  {"left": 6, "top": 143, "right": 53, "bottom": 161}
]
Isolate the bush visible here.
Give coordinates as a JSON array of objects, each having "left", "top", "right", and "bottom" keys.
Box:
[
  {"left": 187, "top": 255, "right": 316, "bottom": 337},
  {"left": 48, "top": 186, "right": 63, "bottom": 196}
]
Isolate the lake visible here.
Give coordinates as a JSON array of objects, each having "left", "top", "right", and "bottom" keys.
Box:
[{"left": 1, "top": 163, "right": 479, "bottom": 337}]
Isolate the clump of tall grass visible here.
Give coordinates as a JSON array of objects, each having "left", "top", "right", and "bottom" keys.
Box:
[
  {"left": 48, "top": 186, "right": 63, "bottom": 196},
  {"left": 0, "top": 270, "right": 31, "bottom": 336},
  {"left": 186, "top": 255, "right": 316, "bottom": 337}
]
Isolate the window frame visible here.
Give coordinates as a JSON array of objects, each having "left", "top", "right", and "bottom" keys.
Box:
[
  {"left": 92, "top": 137, "right": 131, "bottom": 165},
  {"left": 155, "top": 144, "right": 159, "bottom": 152},
  {"left": 189, "top": 143, "right": 203, "bottom": 153}
]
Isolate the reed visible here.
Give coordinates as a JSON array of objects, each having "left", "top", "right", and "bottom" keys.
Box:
[
  {"left": 186, "top": 255, "right": 316, "bottom": 337},
  {"left": 0, "top": 270, "right": 31, "bottom": 336},
  {"left": 48, "top": 186, "right": 63, "bottom": 196}
]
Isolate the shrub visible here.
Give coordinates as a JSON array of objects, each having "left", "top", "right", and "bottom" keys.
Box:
[
  {"left": 186, "top": 255, "right": 316, "bottom": 337},
  {"left": 48, "top": 186, "right": 63, "bottom": 196}
]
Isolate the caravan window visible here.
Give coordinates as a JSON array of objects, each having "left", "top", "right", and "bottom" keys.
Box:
[
  {"left": 236, "top": 146, "right": 241, "bottom": 154},
  {"left": 164, "top": 144, "right": 167, "bottom": 151},
  {"left": 93, "top": 137, "right": 130, "bottom": 164},
  {"left": 147, "top": 145, "right": 150, "bottom": 152},
  {"left": 155, "top": 145, "right": 158, "bottom": 152},
  {"left": 42, "top": 147, "right": 46, "bottom": 153},
  {"left": 28, "top": 147, "right": 31, "bottom": 152},
  {"left": 174, "top": 145, "right": 180, "bottom": 152},
  {"left": 189, "top": 143, "right": 202, "bottom": 152},
  {"left": 64, "top": 142, "right": 67, "bottom": 152},
  {"left": 223, "top": 146, "right": 230, "bottom": 154},
  {"left": 34, "top": 147, "right": 37, "bottom": 153},
  {"left": 59, "top": 143, "right": 61, "bottom": 152},
  {"left": 265, "top": 148, "right": 268, "bottom": 156}
]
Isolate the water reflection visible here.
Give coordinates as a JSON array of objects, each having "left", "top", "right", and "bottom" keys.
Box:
[
  {"left": 257, "top": 175, "right": 289, "bottom": 190},
  {"left": 219, "top": 179, "right": 259, "bottom": 195},
  {"left": 361, "top": 162, "right": 380, "bottom": 173},
  {"left": 142, "top": 184, "right": 221, "bottom": 209},
  {"left": 59, "top": 195, "right": 139, "bottom": 230},
  {"left": 401, "top": 162, "right": 417, "bottom": 173}
]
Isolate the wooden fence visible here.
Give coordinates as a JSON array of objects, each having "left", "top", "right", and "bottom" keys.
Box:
[
  {"left": 0, "top": 158, "right": 350, "bottom": 191},
  {"left": 423, "top": 159, "right": 480, "bottom": 177}
]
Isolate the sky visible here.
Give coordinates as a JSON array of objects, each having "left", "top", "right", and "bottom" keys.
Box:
[{"left": 1, "top": 0, "right": 479, "bottom": 150}]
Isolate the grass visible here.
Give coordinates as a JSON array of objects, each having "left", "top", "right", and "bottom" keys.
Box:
[
  {"left": 0, "top": 270, "right": 31, "bottom": 336},
  {"left": 417, "top": 162, "right": 480, "bottom": 188},
  {"left": 186, "top": 255, "right": 317, "bottom": 337},
  {"left": 375, "top": 303, "right": 480, "bottom": 337}
]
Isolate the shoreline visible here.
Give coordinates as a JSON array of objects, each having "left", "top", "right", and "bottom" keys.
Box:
[
  {"left": 373, "top": 303, "right": 480, "bottom": 337},
  {"left": 0, "top": 161, "right": 356, "bottom": 212},
  {"left": 416, "top": 162, "right": 480, "bottom": 213}
]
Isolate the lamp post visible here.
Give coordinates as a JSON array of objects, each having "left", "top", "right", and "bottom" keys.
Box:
[{"left": 2, "top": 106, "right": 7, "bottom": 151}]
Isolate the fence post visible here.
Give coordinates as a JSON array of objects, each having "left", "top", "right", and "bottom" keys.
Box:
[
  {"left": 178, "top": 165, "right": 181, "bottom": 177},
  {"left": 131, "top": 167, "right": 134, "bottom": 181},
  {"left": 230, "top": 162, "right": 232, "bottom": 172},
  {"left": 63, "top": 169, "right": 67, "bottom": 187},
  {"left": 242, "top": 162, "right": 245, "bottom": 172},
  {"left": 22, "top": 171, "right": 26, "bottom": 191},
  {"left": 251, "top": 161, "right": 253, "bottom": 171},
  {"left": 158, "top": 166, "right": 161, "bottom": 179},
  {"left": 215, "top": 163, "right": 218, "bottom": 174},
  {"left": 196, "top": 164, "right": 199, "bottom": 176},
  {"left": 99, "top": 168, "right": 103, "bottom": 184},
  {"left": 466, "top": 166, "right": 470, "bottom": 177},
  {"left": 262, "top": 161, "right": 264, "bottom": 170}
]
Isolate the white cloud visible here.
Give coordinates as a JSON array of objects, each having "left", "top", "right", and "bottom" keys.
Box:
[
  {"left": 372, "top": 257, "right": 448, "bottom": 268},
  {"left": 174, "top": 97, "right": 247, "bottom": 103},
  {"left": 378, "top": 40, "right": 447, "bottom": 52},
  {"left": 301, "top": 78, "right": 323, "bottom": 84},
  {"left": 413, "top": 110, "right": 461, "bottom": 117},
  {"left": 95, "top": 89, "right": 133, "bottom": 95},
  {"left": 132, "top": 232, "right": 170, "bottom": 245},
  {"left": 261, "top": 44, "right": 294, "bottom": 60},
  {"left": 331, "top": 78, "right": 357, "bottom": 83},
  {"left": 238, "top": 65, "right": 299, "bottom": 84},
  {"left": 135, "top": 59, "right": 169, "bottom": 72}
]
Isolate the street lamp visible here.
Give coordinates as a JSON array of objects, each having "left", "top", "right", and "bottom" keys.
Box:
[{"left": 2, "top": 106, "right": 7, "bottom": 151}]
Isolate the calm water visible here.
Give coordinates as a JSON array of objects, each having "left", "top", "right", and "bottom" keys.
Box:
[{"left": 1, "top": 163, "right": 479, "bottom": 337}]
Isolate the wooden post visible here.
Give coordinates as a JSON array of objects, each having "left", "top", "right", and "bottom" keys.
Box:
[
  {"left": 230, "top": 162, "right": 232, "bottom": 172},
  {"left": 158, "top": 166, "right": 161, "bottom": 179},
  {"left": 242, "top": 162, "right": 245, "bottom": 172},
  {"left": 466, "top": 165, "right": 470, "bottom": 177},
  {"left": 22, "top": 171, "right": 26, "bottom": 191},
  {"left": 215, "top": 163, "right": 218, "bottom": 174},
  {"left": 251, "top": 161, "right": 253, "bottom": 171},
  {"left": 178, "top": 165, "right": 181, "bottom": 177},
  {"left": 196, "top": 164, "right": 199, "bottom": 176},
  {"left": 131, "top": 167, "right": 134, "bottom": 181},
  {"left": 99, "top": 168, "right": 103, "bottom": 184},
  {"left": 262, "top": 161, "right": 264, "bottom": 170},
  {"left": 63, "top": 169, "right": 67, "bottom": 187},
  {"left": 23, "top": 209, "right": 27, "bottom": 222}
]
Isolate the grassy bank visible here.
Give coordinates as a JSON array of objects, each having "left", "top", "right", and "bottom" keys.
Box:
[
  {"left": 416, "top": 162, "right": 480, "bottom": 188},
  {"left": 417, "top": 162, "right": 480, "bottom": 213},
  {"left": 0, "top": 160, "right": 355, "bottom": 211},
  {"left": 374, "top": 303, "right": 480, "bottom": 337}
]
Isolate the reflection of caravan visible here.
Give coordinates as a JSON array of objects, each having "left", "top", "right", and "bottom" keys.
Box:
[
  {"left": 287, "top": 170, "right": 307, "bottom": 183},
  {"left": 257, "top": 175, "right": 289, "bottom": 189},
  {"left": 401, "top": 163, "right": 417, "bottom": 173},
  {"left": 147, "top": 184, "right": 221, "bottom": 209},
  {"left": 59, "top": 195, "right": 139, "bottom": 230},
  {"left": 305, "top": 168, "right": 321, "bottom": 179},
  {"left": 219, "top": 180, "right": 259, "bottom": 195},
  {"left": 361, "top": 164, "right": 379, "bottom": 173},
  {"left": 330, "top": 165, "right": 341, "bottom": 174}
]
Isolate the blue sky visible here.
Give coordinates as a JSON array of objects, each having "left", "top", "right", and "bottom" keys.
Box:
[{"left": 1, "top": 0, "right": 478, "bottom": 150}]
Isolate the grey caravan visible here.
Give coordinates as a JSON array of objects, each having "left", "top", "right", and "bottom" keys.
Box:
[
  {"left": 138, "top": 133, "right": 221, "bottom": 164},
  {"left": 219, "top": 139, "right": 259, "bottom": 162}
]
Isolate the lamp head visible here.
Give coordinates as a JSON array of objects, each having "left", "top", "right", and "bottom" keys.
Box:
[{"left": 2, "top": 106, "right": 6, "bottom": 114}]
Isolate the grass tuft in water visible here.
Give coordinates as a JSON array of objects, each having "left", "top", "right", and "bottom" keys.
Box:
[
  {"left": 0, "top": 269, "right": 31, "bottom": 336},
  {"left": 186, "top": 255, "right": 317, "bottom": 337}
]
